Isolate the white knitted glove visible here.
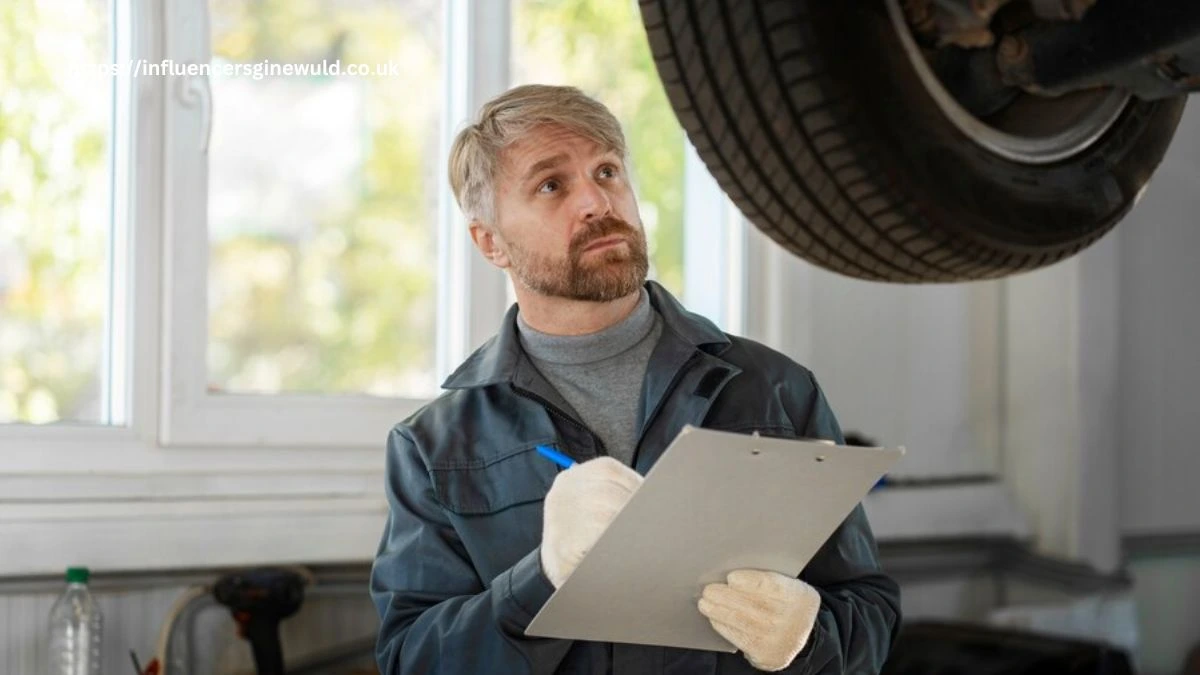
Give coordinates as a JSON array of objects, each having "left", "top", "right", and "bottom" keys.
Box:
[
  {"left": 698, "top": 569, "right": 822, "bottom": 672},
  {"left": 540, "top": 457, "right": 643, "bottom": 588}
]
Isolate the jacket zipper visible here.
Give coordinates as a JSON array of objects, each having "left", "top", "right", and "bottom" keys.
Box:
[{"left": 512, "top": 386, "right": 609, "bottom": 458}]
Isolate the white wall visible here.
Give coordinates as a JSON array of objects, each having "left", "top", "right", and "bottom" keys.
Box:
[
  {"left": 1115, "top": 101, "right": 1200, "bottom": 675},
  {"left": 1118, "top": 102, "right": 1200, "bottom": 535},
  {"left": 808, "top": 275, "right": 1004, "bottom": 479},
  {"left": 1001, "top": 233, "right": 1126, "bottom": 571},
  {"left": 744, "top": 226, "right": 1004, "bottom": 480}
]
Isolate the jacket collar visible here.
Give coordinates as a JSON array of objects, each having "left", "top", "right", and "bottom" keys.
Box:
[{"left": 441, "top": 280, "right": 731, "bottom": 390}]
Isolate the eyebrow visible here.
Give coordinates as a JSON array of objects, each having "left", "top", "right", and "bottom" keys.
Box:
[{"left": 521, "top": 153, "right": 570, "bottom": 183}]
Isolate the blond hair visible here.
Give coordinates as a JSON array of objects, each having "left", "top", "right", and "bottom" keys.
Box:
[{"left": 448, "top": 84, "right": 627, "bottom": 224}]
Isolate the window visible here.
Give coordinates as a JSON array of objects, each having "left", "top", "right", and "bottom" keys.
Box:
[
  {"left": 0, "top": 0, "right": 119, "bottom": 425},
  {"left": 159, "top": 0, "right": 445, "bottom": 446},
  {"left": 206, "top": 0, "right": 442, "bottom": 399}
]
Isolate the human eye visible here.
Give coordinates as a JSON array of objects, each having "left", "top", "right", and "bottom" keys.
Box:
[
  {"left": 597, "top": 164, "right": 618, "bottom": 179},
  {"left": 537, "top": 179, "right": 560, "bottom": 194}
]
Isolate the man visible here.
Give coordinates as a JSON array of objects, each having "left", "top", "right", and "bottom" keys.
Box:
[{"left": 370, "top": 84, "right": 900, "bottom": 673}]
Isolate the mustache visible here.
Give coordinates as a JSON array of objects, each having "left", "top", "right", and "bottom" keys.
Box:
[{"left": 570, "top": 216, "right": 640, "bottom": 255}]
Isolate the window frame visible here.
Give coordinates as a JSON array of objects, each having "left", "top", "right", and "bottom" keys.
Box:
[
  {"left": 0, "top": 0, "right": 148, "bottom": 439},
  {"left": 159, "top": 0, "right": 461, "bottom": 448}
]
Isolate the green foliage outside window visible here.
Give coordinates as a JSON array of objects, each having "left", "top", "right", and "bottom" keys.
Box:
[
  {"left": 0, "top": 0, "right": 686, "bottom": 422},
  {"left": 0, "top": 0, "right": 109, "bottom": 424}
]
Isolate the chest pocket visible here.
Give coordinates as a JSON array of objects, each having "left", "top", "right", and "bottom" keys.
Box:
[{"left": 429, "top": 445, "right": 559, "bottom": 515}]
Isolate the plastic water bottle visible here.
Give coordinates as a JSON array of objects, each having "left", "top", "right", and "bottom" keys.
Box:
[{"left": 48, "top": 567, "right": 103, "bottom": 675}]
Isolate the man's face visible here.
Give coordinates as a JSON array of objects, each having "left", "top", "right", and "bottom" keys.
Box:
[{"left": 485, "top": 124, "right": 649, "bottom": 302}]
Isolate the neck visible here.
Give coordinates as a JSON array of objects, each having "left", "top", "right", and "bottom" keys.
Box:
[{"left": 513, "top": 284, "right": 642, "bottom": 336}]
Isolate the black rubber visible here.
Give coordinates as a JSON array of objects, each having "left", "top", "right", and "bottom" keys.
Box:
[{"left": 639, "top": 0, "right": 1187, "bottom": 282}]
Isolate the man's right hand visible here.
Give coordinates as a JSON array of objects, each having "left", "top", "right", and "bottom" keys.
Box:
[{"left": 540, "top": 456, "right": 643, "bottom": 588}]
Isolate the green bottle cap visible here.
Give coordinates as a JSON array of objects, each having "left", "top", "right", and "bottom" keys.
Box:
[{"left": 65, "top": 567, "right": 90, "bottom": 584}]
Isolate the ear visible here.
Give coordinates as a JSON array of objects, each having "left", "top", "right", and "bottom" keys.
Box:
[{"left": 469, "top": 221, "right": 511, "bottom": 269}]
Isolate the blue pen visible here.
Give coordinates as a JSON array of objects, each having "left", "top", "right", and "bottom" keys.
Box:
[{"left": 536, "top": 445, "right": 576, "bottom": 469}]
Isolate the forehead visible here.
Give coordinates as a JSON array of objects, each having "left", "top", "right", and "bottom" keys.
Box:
[{"left": 500, "top": 125, "right": 612, "bottom": 177}]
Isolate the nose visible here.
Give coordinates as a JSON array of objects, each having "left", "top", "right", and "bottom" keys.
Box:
[{"left": 573, "top": 175, "right": 614, "bottom": 222}]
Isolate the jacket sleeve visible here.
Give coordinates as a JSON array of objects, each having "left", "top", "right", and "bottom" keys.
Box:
[
  {"left": 755, "top": 370, "right": 901, "bottom": 674},
  {"left": 369, "top": 426, "right": 573, "bottom": 674}
]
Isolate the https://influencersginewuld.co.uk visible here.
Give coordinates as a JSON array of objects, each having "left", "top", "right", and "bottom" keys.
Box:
[{"left": 73, "top": 58, "right": 405, "bottom": 81}]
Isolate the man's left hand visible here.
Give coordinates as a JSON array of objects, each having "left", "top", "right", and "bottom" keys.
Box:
[{"left": 698, "top": 569, "right": 822, "bottom": 672}]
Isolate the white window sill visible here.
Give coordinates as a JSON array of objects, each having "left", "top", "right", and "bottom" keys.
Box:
[
  {"left": 1, "top": 494, "right": 387, "bottom": 577},
  {"left": 1, "top": 437, "right": 388, "bottom": 576}
]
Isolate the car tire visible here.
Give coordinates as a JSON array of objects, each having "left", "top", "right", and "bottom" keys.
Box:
[{"left": 639, "top": 0, "right": 1187, "bottom": 281}]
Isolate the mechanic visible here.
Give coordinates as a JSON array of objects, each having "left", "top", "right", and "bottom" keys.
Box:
[{"left": 370, "top": 84, "right": 900, "bottom": 674}]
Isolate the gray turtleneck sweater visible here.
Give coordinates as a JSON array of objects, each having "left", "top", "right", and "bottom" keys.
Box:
[{"left": 516, "top": 289, "right": 663, "bottom": 466}]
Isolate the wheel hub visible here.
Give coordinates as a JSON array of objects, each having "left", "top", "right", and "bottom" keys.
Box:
[{"left": 886, "top": 0, "right": 1129, "bottom": 164}]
